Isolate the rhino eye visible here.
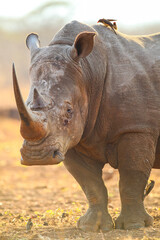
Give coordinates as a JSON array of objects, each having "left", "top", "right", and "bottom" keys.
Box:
[
  {"left": 67, "top": 108, "right": 72, "bottom": 113},
  {"left": 63, "top": 108, "right": 73, "bottom": 126},
  {"left": 66, "top": 108, "right": 73, "bottom": 119}
]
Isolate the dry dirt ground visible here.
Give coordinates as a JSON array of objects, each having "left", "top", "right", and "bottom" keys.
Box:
[{"left": 0, "top": 117, "right": 160, "bottom": 240}]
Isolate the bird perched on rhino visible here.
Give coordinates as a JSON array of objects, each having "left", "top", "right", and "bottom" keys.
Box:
[
  {"left": 144, "top": 180, "right": 155, "bottom": 199},
  {"left": 97, "top": 18, "right": 117, "bottom": 34},
  {"left": 113, "top": 21, "right": 117, "bottom": 30}
]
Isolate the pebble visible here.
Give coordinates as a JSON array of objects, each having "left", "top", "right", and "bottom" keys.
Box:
[{"left": 43, "top": 221, "right": 48, "bottom": 226}]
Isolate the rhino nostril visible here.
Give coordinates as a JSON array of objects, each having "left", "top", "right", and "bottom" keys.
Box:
[
  {"left": 53, "top": 150, "right": 64, "bottom": 161},
  {"left": 53, "top": 150, "right": 58, "bottom": 158}
]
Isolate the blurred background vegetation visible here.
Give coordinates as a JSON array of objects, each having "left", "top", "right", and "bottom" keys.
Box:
[{"left": 0, "top": 0, "right": 160, "bottom": 108}]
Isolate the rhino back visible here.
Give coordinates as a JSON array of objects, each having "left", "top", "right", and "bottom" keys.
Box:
[{"left": 92, "top": 25, "right": 160, "bottom": 140}]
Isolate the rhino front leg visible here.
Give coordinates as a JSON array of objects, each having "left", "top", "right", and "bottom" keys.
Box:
[
  {"left": 64, "top": 149, "right": 113, "bottom": 232},
  {"left": 115, "top": 133, "right": 156, "bottom": 230}
]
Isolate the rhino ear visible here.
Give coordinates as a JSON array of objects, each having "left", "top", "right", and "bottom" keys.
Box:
[
  {"left": 26, "top": 33, "right": 40, "bottom": 54},
  {"left": 70, "top": 32, "right": 96, "bottom": 60}
]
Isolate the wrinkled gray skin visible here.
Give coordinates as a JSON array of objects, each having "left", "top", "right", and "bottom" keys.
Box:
[{"left": 17, "top": 21, "right": 160, "bottom": 231}]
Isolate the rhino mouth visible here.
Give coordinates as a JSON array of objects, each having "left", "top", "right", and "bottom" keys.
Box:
[{"left": 20, "top": 138, "right": 65, "bottom": 166}]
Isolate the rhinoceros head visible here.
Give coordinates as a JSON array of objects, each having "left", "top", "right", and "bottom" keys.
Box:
[{"left": 13, "top": 31, "right": 95, "bottom": 165}]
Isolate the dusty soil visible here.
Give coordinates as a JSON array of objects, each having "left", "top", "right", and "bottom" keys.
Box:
[{"left": 0, "top": 117, "right": 160, "bottom": 240}]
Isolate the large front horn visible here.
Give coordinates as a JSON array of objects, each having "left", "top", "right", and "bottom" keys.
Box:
[{"left": 12, "top": 64, "right": 47, "bottom": 141}]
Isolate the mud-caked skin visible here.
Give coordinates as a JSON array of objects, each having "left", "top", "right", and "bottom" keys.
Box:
[{"left": 13, "top": 20, "right": 160, "bottom": 232}]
